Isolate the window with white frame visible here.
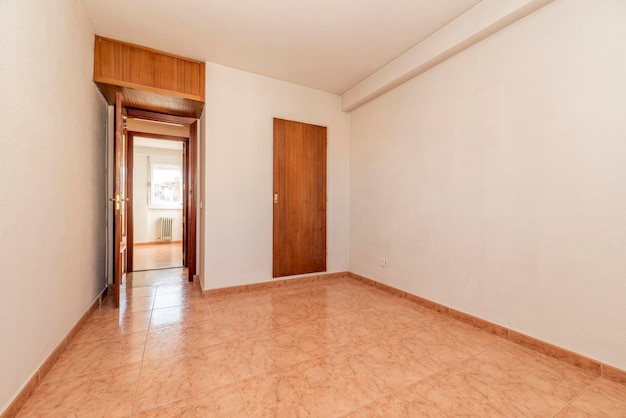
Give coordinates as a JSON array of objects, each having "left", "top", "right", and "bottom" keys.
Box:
[{"left": 149, "top": 162, "right": 183, "bottom": 209}]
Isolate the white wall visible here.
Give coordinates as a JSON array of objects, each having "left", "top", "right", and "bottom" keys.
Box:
[
  {"left": 349, "top": 0, "right": 626, "bottom": 370},
  {"left": 133, "top": 146, "right": 183, "bottom": 242},
  {"left": 202, "top": 63, "right": 350, "bottom": 290},
  {"left": 0, "top": 0, "right": 107, "bottom": 413}
]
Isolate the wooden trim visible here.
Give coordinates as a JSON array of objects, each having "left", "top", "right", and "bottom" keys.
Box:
[
  {"left": 134, "top": 240, "right": 182, "bottom": 246},
  {"left": 126, "top": 108, "right": 197, "bottom": 127},
  {"left": 1, "top": 288, "right": 108, "bottom": 418},
  {"left": 349, "top": 272, "right": 409, "bottom": 300},
  {"left": 203, "top": 272, "right": 350, "bottom": 298},
  {"left": 126, "top": 133, "right": 134, "bottom": 272},
  {"left": 602, "top": 364, "right": 626, "bottom": 385},
  {"left": 96, "top": 78, "right": 204, "bottom": 102},
  {"left": 509, "top": 330, "right": 601, "bottom": 374},
  {"left": 450, "top": 309, "right": 510, "bottom": 339},
  {"left": 1, "top": 373, "right": 38, "bottom": 418},
  {"left": 182, "top": 141, "right": 188, "bottom": 267},
  {"left": 346, "top": 272, "right": 625, "bottom": 385},
  {"left": 186, "top": 122, "right": 198, "bottom": 280},
  {"left": 406, "top": 293, "right": 450, "bottom": 314},
  {"left": 129, "top": 132, "right": 187, "bottom": 142},
  {"left": 95, "top": 35, "right": 205, "bottom": 66},
  {"left": 123, "top": 114, "right": 197, "bottom": 278},
  {"left": 96, "top": 85, "right": 204, "bottom": 119}
]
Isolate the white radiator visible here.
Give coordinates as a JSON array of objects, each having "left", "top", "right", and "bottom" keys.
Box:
[{"left": 160, "top": 217, "right": 174, "bottom": 241}]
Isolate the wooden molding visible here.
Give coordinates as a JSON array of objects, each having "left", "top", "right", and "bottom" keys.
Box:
[
  {"left": 203, "top": 272, "right": 350, "bottom": 298},
  {"left": 126, "top": 109, "right": 197, "bottom": 127}
]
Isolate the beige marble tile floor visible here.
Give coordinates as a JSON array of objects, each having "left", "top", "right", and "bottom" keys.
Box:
[
  {"left": 133, "top": 243, "right": 183, "bottom": 271},
  {"left": 17, "top": 269, "right": 626, "bottom": 417}
]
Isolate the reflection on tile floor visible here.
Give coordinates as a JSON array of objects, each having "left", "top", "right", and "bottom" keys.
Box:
[
  {"left": 133, "top": 243, "right": 182, "bottom": 271},
  {"left": 17, "top": 269, "right": 626, "bottom": 417}
]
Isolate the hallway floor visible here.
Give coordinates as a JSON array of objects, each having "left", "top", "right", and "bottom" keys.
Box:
[
  {"left": 17, "top": 270, "right": 626, "bottom": 417},
  {"left": 133, "top": 243, "right": 183, "bottom": 271}
]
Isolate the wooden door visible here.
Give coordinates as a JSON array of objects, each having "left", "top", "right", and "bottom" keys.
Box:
[
  {"left": 182, "top": 141, "right": 188, "bottom": 267},
  {"left": 126, "top": 133, "right": 135, "bottom": 272},
  {"left": 273, "top": 118, "right": 327, "bottom": 278},
  {"left": 112, "top": 92, "right": 128, "bottom": 307},
  {"left": 186, "top": 121, "right": 197, "bottom": 280}
]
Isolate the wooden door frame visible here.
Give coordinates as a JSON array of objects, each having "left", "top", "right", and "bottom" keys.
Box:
[
  {"left": 126, "top": 132, "right": 135, "bottom": 271},
  {"left": 124, "top": 109, "right": 198, "bottom": 280},
  {"left": 186, "top": 121, "right": 197, "bottom": 279}
]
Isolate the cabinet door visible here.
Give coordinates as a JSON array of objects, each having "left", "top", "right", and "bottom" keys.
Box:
[
  {"left": 153, "top": 53, "right": 204, "bottom": 98},
  {"left": 95, "top": 37, "right": 154, "bottom": 87},
  {"left": 93, "top": 36, "right": 205, "bottom": 117}
]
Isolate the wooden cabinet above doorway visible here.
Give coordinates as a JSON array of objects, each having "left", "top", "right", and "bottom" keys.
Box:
[{"left": 93, "top": 36, "right": 205, "bottom": 118}]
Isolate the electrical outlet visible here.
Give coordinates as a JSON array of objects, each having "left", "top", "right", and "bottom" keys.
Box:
[{"left": 379, "top": 259, "right": 387, "bottom": 267}]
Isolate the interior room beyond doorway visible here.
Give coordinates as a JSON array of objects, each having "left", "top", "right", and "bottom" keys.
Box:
[{"left": 132, "top": 136, "right": 184, "bottom": 271}]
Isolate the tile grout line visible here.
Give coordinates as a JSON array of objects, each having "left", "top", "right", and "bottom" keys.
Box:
[
  {"left": 202, "top": 276, "right": 614, "bottom": 415},
  {"left": 128, "top": 285, "right": 157, "bottom": 417},
  {"left": 224, "top": 354, "right": 253, "bottom": 418},
  {"left": 130, "top": 284, "right": 220, "bottom": 414},
  {"left": 205, "top": 292, "right": 257, "bottom": 417},
  {"left": 347, "top": 272, "right": 626, "bottom": 385},
  {"left": 550, "top": 377, "right": 601, "bottom": 418},
  {"left": 14, "top": 269, "right": 625, "bottom": 416},
  {"left": 346, "top": 363, "right": 447, "bottom": 414},
  {"left": 215, "top": 320, "right": 252, "bottom": 418},
  {"left": 262, "top": 290, "right": 485, "bottom": 416},
  {"left": 345, "top": 342, "right": 492, "bottom": 414},
  {"left": 274, "top": 316, "right": 317, "bottom": 366},
  {"left": 5, "top": 270, "right": 193, "bottom": 417}
]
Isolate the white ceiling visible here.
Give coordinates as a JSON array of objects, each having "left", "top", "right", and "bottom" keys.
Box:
[{"left": 80, "top": 0, "right": 481, "bottom": 94}]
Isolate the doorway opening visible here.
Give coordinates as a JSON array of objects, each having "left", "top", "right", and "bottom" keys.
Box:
[
  {"left": 120, "top": 110, "right": 198, "bottom": 292},
  {"left": 107, "top": 98, "right": 199, "bottom": 306},
  {"left": 131, "top": 136, "right": 184, "bottom": 271}
]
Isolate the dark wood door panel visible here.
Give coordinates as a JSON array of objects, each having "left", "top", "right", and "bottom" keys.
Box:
[
  {"left": 273, "top": 118, "right": 327, "bottom": 278},
  {"left": 112, "top": 92, "right": 128, "bottom": 307}
]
